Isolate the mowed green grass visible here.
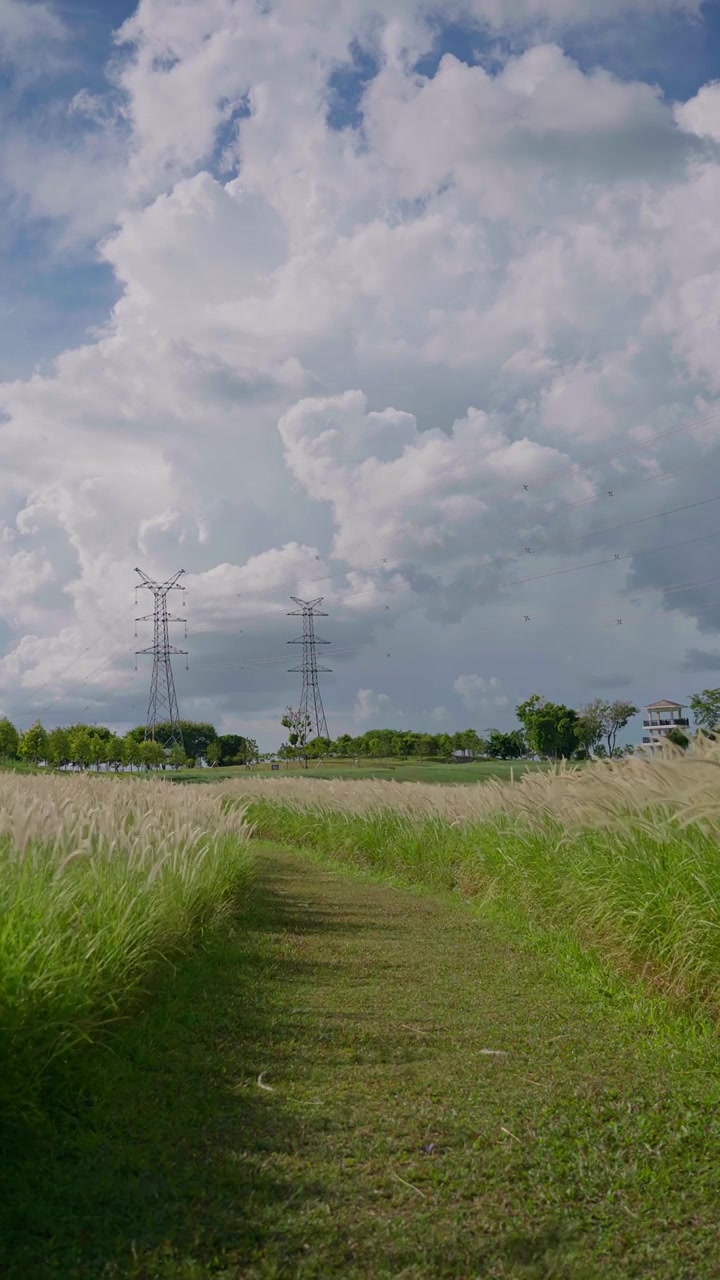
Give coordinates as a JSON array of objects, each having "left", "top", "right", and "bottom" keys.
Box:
[
  {"left": 173, "top": 758, "right": 551, "bottom": 786},
  {"left": 4, "top": 847, "right": 720, "bottom": 1278}
]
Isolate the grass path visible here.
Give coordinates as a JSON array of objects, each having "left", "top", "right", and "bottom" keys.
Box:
[{"left": 4, "top": 848, "right": 720, "bottom": 1278}]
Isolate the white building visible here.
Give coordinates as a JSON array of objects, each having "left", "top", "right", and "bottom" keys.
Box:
[{"left": 642, "top": 700, "right": 691, "bottom": 753}]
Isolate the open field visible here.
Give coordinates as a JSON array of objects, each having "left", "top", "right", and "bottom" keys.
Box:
[
  {"left": 173, "top": 757, "right": 551, "bottom": 785},
  {"left": 7, "top": 749, "right": 720, "bottom": 1274},
  {"left": 0, "top": 773, "right": 253, "bottom": 1125},
  {"left": 221, "top": 743, "right": 720, "bottom": 1016},
  {"left": 4, "top": 848, "right": 720, "bottom": 1278}
]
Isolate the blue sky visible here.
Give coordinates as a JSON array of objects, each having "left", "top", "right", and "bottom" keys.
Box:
[{"left": 4, "top": 0, "right": 719, "bottom": 379}]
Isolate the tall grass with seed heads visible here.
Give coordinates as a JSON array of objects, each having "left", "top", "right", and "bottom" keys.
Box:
[
  {"left": 222, "top": 741, "right": 720, "bottom": 1015},
  {"left": 0, "top": 773, "right": 253, "bottom": 1124}
]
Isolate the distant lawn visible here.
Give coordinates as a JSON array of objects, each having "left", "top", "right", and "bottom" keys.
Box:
[
  {"left": 172, "top": 758, "right": 553, "bottom": 786},
  {"left": 0, "top": 758, "right": 565, "bottom": 787}
]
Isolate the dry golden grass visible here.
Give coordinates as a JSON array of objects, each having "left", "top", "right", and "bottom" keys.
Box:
[
  {"left": 0, "top": 770, "right": 251, "bottom": 860},
  {"left": 222, "top": 740, "right": 720, "bottom": 832}
]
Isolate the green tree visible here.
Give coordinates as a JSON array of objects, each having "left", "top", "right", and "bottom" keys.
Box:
[
  {"left": 122, "top": 733, "right": 142, "bottom": 772},
  {"left": 0, "top": 716, "right": 19, "bottom": 760},
  {"left": 452, "top": 729, "right": 483, "bottom": 758},
  {"left": 281, "top": 706, "right": 312, "bottom": 767},
  {"left": 168, "top": 744, "right": 188, "bottom": 770},
  {"left": 89, "top": 734, "right": 107, "bottom": 771},
  {"left": 205, "top": 741, "right": 222, "bottom": 767},
  {"left": 689, "top": 688, "right": 720, "bottom": 736},
  {"left": 216, "top": 733, "right": 257, "bottom": 765},
  {"left": 604, "top": 700, "right": 638, "bottom": 755},
  {"left": 486, "top": 728, "right": 526, "bottom": 759},
  {"left": 462, "top": 729, "right": 484, "bottom": 757},
  {"left": 516, "top": 695, "right": 578, "bottom": 760},
  {"left": 139, "top": 739, "right": 165, "bottom": 770},
  {"left": 46, "top": 727, "right": 70, "bottom": 769},
  {"left": 665, "top": 728, "right": 690, "bottom": 750},
  {"left": 66, "top": 722, "right": 113, "bottom": 744},
  {"left": 105, "top": 734, "right": 124, "bottom": 771},
  {"left": 575, "top": 699, "right": 607, "bottom": 755},
  {"left": 128, "top": 720, "right": 217, "bottom": 762},
  {"left": 19, "top": 720, "right": 48, "bottom": 765},
  {"left": 69, "top": 728, "right": 92, "bottom": 770}
]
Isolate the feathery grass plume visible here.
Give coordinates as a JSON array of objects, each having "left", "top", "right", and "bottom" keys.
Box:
[{"left": 0, "top": 773, "right": 254, "bottom": 1125}]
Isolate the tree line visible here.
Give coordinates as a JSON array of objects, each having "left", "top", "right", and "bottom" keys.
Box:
[
  {"left": 2, "top": 687, "right": 718, "bottom": 772},
  {"left": 281, "top": 691, "right": 720, "bottom": 763},
  {"left": 0, "top": 718, "right": 260, "bottom": 770},
  {"left": 279, "top": 697, "right": 641, "bottom": 763}
]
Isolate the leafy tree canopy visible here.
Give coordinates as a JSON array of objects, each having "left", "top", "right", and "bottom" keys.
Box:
[
  {"left": 127, "top": 721, "right": 217, "bottom": 760},
  {"left": 515, "top": 696, "right": 578, "bottom": 760},
  {"left": 19, "top": 721, "right": 49, "bottom": 764},
  {"left": 0, "top": 717, "right": 20, "bottom": 760},
  {"left": 485, "top": 729, "right": 526, "bottom": 759},
  {"left": 689, "top": 688, "right": 720, "bottom": 733}
]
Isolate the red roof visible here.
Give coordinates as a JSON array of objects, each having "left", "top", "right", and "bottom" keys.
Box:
[{"left": 645, "top": 700, "right": 684, "bottom": 710}]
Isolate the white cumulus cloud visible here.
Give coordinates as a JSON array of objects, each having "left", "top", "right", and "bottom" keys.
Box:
[
  {"left": 0, "top": 0, "right": 719, "bottom": 747},
  {"left": 454, "top": 674, "right": 509, "bottom": 709}
]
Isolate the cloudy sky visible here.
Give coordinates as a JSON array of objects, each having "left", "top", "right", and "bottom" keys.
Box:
[{"left": 2, "top": 0, "right": 720, "bottom": 749}]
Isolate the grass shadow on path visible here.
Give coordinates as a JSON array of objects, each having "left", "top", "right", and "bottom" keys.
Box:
[
  {"left": 0, "top": 871, "right": 363, "bottom": 1279},
  {"left": 5, "top": 850, "right": 720, "bottom": 1279}
]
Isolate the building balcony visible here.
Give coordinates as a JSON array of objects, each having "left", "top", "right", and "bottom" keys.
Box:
[
  {"left": 642, "top": 718, "right": 689, "bottom": 728},
  {"left": 642, "top": 736, "right": 652, "bottom": 744}
]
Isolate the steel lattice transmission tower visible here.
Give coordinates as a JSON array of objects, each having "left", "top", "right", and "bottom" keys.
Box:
[
  {"left": 287, "top": 596, "right": 331, "bottom": 739},
  {"left": 134, "top": 568, "right": 187, "bottom": 749}
]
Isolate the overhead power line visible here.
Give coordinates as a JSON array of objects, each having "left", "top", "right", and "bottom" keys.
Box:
[
  {"left": 331, "top": 401, "right": 720, "bottom": 565},
  {"left": 191, "top": 572, "right": 720, "bottom": 679},
  {"left": 224, "top": 432, "right": 720, "bottom": 609},
  {"left": 329, "top": 508, "right": 720, "bottom": 613}
]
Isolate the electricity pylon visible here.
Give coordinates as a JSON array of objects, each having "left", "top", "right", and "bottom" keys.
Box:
[
  {"left": 287, "top": 596, "right": 331, "bottom": 739},
  {"left": 134, "top": 568, "right": 187, "bottom": 749}
]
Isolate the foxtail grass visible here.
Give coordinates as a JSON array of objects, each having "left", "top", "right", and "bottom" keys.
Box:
[{"left": 0, "top": 774, "right": 254, "bottom": 1125}]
